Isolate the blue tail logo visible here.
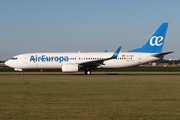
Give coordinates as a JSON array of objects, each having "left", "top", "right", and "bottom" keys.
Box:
[
  {"left": 149, "top": 36, "right": 163, "bottom": 46},
  {"left": 128, "top": 23, "right": 168, "bottom": 53}
]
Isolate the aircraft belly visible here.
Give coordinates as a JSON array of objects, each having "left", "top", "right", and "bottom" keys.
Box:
[
  {"left": 103, "top": 60, "right": 137, "bottom": 68},
  {"left": 27, "top": 62, "right": 61, "bottom": 69}
]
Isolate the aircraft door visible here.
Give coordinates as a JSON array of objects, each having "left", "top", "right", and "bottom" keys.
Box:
[
  {"left": 23, "top": 56, "right": 28, "bottom": 64},
  {"left": 76, "top": 56, "right": 80, "bottom": 62},
  {"left": 138, "top": 54, "right": 141, "bottom": 63}
]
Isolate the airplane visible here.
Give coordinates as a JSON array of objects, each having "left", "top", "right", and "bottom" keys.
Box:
[{"left": 4, "top": 23, "right": 173, "bottom": 75}]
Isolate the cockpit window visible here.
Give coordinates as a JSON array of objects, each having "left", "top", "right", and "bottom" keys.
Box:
[{"left": 10, "top": 58, "right": 18, "bottom": 60}]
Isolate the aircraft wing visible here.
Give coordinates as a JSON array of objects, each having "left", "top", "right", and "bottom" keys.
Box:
[{"left": 79, "top": 46, "right": 121, "bottom": 69}]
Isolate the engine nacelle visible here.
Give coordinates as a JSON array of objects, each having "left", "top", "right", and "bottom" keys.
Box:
[{"left": 61, "top": 64, "right": 79, "bottom": 72}]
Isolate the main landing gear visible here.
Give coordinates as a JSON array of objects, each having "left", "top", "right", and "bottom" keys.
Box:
[
  {"left": 85, "top": 70, "right": 91, "bottom": 75},
  {"left": 20, "top": 71, "right": 24, "bottom": 75}
]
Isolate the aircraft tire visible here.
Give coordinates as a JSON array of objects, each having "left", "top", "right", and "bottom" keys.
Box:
[
  {"left": 20, "top": 71, "right": 24, "bottom": 75},
  {"left": 85, "top": 70, "right": 91, "bottom": 75}
]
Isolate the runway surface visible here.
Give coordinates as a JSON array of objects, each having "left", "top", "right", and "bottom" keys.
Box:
[{"left": 1, "top": 73, "right": 180, "bottom": 76}]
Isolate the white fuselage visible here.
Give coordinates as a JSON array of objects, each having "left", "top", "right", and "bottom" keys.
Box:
[{"left": 5, "top": 52, "right": 159, "bottom": 71}]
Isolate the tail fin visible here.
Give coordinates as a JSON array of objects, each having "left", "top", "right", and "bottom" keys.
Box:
[{"left": 128, "top": 23, "right": 168, "bottom": 53}]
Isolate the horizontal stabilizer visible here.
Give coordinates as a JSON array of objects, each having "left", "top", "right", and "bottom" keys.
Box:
[{"left": 152, "top": 51, "right": 174, "bottom": 57}]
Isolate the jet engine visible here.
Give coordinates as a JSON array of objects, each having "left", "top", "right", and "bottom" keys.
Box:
[{"left": 61, "top": 63, "right": 79, "bottom": 72}]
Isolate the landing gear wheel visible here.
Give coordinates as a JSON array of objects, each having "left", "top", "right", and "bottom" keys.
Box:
[
  {"left": 85, "top": 70, "right": 91, "bottom": 75},
  {"left": 20, "top": 71, "right": 24, "bottom": 75}
]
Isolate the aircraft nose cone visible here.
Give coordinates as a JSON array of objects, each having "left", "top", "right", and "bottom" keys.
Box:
[{"left": 4, "top": 60, "right": 11, "bottom": 67}]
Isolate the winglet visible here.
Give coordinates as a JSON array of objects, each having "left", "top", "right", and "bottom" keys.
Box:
[{"left": 111, "top": 46, "right": 121, "bottom": 58}]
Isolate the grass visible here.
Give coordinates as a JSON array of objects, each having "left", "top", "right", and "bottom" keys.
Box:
[{"left": 1, "top": 76, "right": 180, "bottom": 119}]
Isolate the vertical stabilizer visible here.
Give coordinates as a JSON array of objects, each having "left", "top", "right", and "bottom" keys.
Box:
[{"left": 128, "top": 23, "right": 168, "bottom": 53}]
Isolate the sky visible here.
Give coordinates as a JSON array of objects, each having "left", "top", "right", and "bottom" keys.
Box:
[{"left": 0, "top": 0, "right": 180, "bottom": 60}]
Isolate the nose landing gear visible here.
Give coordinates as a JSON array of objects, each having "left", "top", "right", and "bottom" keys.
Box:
[{"left": 20, "top": 71, "right": 24, "bottom": 75}]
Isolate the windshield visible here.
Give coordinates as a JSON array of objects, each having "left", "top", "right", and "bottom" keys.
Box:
[{"left": 9, "top": 58, "right": 18, "bottom": 60}]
